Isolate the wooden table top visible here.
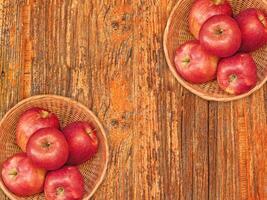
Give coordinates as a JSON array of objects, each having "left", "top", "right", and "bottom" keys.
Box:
[{"left": 0, "top": 1, "right": 266, "bottom": 199}]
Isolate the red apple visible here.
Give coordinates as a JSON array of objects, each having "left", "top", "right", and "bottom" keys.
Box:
[
  {"left": 1, "top": 153, "right": 46, "bottom": 197},
  {"left": 189, "top": 0, "right": 232, "bottom": 39},
  {"left": 16, "top": 107, "right": 60, "bottom": 152},
  {"left": 199, "top": 15, "right": 241, "bottom": 57},
  {"left": 217, "top": 53, "right": 257, "bottom": 95},
  {"left": 63, "top": 121, "right": 99, "bottom": 165},
  {"left": 26, "top": 127, "right": 69, "bottom": 171},
  {"left": 44, "top": 166, "right": 84, "bottom": 200},
  {"left": 236, "top": 8, "right": 267, "bottom": 52},
  {"left": 174, "top": 40, "right": 218, "bottom": 84}
]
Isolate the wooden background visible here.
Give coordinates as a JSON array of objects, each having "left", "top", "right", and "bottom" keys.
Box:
[{"left": 0, "top": 0, "right": 266, "bottom": 199}]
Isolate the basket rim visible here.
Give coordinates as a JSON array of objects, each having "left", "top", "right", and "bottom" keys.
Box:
[
  {"left": 163, "top": 0, "right": 267, "bottom": 102},
  {"left": 0, "top": 94, "right": 109, "bottom": 200}
]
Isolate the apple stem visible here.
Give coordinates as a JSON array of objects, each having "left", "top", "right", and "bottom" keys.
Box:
[
  {"left": 212, "top": 0, "right": 223, "bottom": 5},
  {"left": 8, "top": 169, "right": 18, "bottom": 177},
  {"left": 215, "top": 27, "right": 224, "bottom": 35},
  {"left": 258, "top": 14, "right": 266, "bottom": 27},
  {"left": 56, "top": 187, "right": 65, "bottom": 196},
  {"left": 42, "top": 141, "right": 52, "bottom": 148},
  {"left": 182, "top": 57, "right": 190, "bottom": 66},
  {"left": 86, "top": 128, "right": 98, "bottom": 145},
  {"left": 86, "top": 128, "right": 97, "bottom": 135},
  {"left": 40, "top": 110, "right": 50, "bottom": 118},
  {"left": 229, "top": 74, "right": 237, "bottom": 83}
]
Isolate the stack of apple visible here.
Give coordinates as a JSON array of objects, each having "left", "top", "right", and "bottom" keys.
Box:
[
  {"left": 1, "top": 107, "right": 99, "bottom": 199},
  {"left": 174, "top": 0, "right": 267, "bottom": 95}
]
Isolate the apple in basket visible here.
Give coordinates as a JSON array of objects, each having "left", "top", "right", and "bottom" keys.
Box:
[
  {"left": 174, "top": 40, "right": 218, "bottom": 84},
  {"left": 236, "top": 8, "right": 267, "bottom": 52},
  {"left": 16, "top": 107, "right": 60, "bottom": 152},
  {"left": 189, "top": 0, "right": 233, "bottom": 39},
  {"left": 26, "top": 127, "right": 69, "bottom": 171},
  {"left": 217, "top": 53, "right": 258, "bottom": 95},
  {"left": 1, "top": 153, "right": 46, "bottom": 197},
  {"left": 199, "top": 15, "right": 241, "bottom": 57},
  {"left": 63, "top": 121, "right": 99, "bottom": 165},
  {"left": 44, "top": 166, "right": 84, "bottom": 200}
]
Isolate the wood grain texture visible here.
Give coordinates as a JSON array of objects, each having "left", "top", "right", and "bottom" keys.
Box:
[{"left": 0, "top": 0, "right": 266, "bottom": 199}]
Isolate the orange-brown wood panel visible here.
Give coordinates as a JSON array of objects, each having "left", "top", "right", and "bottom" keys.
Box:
[{"left": 0, "top": 0, "right": 266, "bottom": 199}]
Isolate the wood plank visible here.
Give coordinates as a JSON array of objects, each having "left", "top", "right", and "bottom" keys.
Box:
[
  {"left": 0, "top": 0, "right": 24, "bottom": 117},
  {"left": 0, "top": 0, "right": 31, "bottom": 199},
  {"left": 208, "top": 101, "right": 218, "bottom": 200},
  {"left": 193, "top": 98, "right": 209, "bottom": 200},
  {"left": 215, "top": 101, "right": 240, "bottom": 200},
  {"left": 233, "top": 91, "right": 266, "bottom": 200}
]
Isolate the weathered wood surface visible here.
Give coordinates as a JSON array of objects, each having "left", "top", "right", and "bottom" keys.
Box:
[{"left": 0, "top": 0, "right": 266, "bottom": 199}]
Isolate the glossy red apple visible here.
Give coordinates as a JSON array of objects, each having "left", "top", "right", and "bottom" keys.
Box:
[
  {"left": 174, "top": 40, "right": 218, "bottom": 84},
  {"left": 217, "top": 53, "right": 257, "bottom": 95},
  {"left": 189, "top": 0, "right": 232, "bottom": 39},
  {"left": 26, "top": 127, "right": 69, "bottom": 171},
  {"left": 1, "top": 153, "right": 46, "bottom": 197},
  {"left": 236, "top": 8, "right": 267, "bottom": 52},
  {"left": 44, "top": 166, "right": 84, "bottom": 200},
  {"left": 63, "top": 121, "right": 99, "bottom": 165},
  {"left": 199, "top": 15, "right": 241, "bottom": 57},
  {"left": 16, "top": 107, "right": 60, "bottom": 152}
]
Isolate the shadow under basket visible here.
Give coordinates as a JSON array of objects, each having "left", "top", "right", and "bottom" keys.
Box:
[
  {"left": 0, "top": 95, "right": 109, "bottom": 200},
  {"left": 164, "top": 0, "right": 267, "bottom": 102}
]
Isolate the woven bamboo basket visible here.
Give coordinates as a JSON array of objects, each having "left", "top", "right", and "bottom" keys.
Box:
[
  {"left": 164, "top": 0, "right": 267, "bottom": 101},
  {"left": 0, "top": 95, "right": 109, "bottom": 200}
]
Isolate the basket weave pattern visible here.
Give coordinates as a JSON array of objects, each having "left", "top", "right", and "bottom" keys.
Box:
[
  {"left": 164, "top": 0, "right": 267, "bottom": 101},
  {"left": 0, "top": 95, "right": 109, "bottom": 200}
]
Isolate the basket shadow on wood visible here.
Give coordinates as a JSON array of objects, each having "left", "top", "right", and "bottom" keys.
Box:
[
  {"left": 164, "top": 0, "right": 267, "bottom": 101},
  {"left": 0, "top": 95, "right": 109, "bottom": 200}
]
